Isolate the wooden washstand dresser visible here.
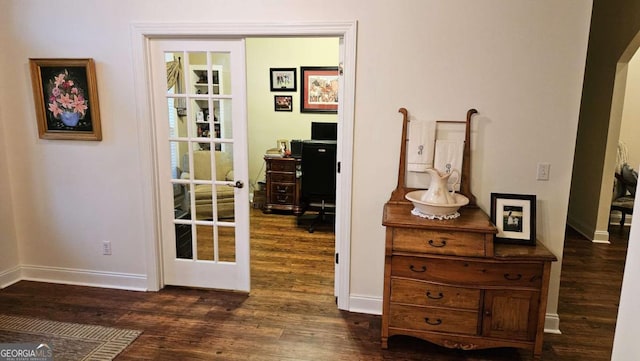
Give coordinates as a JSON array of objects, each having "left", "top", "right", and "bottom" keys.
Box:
[{"left": 381, "top": 108, "right": 557, "bottom": 360}]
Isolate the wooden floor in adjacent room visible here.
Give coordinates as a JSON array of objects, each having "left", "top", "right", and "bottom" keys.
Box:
[{"left": 0, "top": 209, "right": 629, "bottom": 360}]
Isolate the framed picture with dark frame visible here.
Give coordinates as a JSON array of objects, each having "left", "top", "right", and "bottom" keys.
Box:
[
  {"left": 29, "top": 58, "right": 102, "bottom": 141},
  {"left": 274, "top": 95, "right": 293, "bottom": 112},
  {"left": 269, "top": 68, "right": 297, "bottom": 91},
  {"left": 300, "top": 66, "right": 338, "bottom": 113},
  {"left": 490, "top": 193, "right": 537, "bottom": 246}
]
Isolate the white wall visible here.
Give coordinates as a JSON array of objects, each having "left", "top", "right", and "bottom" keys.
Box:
[
  {"left": 620, "top": 53, "right": 640, "bottom": 169},
  {"left": 246, "top": 37, "right": 338, "bottom": 190},
  {"left": 0, "top": 0, "right": 592, "bottom": 329}
]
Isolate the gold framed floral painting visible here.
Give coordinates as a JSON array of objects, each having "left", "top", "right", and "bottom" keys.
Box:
[{"left": 29, "top": 58, "right": 102, "bottom": 140}]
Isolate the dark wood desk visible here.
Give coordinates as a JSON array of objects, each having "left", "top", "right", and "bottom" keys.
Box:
[{"left": 263, "top": 157, "right": 302, "bottom": 215}]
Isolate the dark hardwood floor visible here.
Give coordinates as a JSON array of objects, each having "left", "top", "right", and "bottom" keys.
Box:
[{"left": 0, "top": 209, "right": 629, "bottom": 360}]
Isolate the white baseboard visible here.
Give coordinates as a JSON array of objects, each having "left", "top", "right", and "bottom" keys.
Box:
[
  {"left": 0, "top": 265, "right": 22, "bottom": 289},
  {"left": 593, "top": 231, "right": 611, "bottom": 244},
  {"left": 567, "top": 215, "right": 610, "bottom": 243},
  {"left": 20, "top": 264, "right": 148, "bottom": 291},
  {"left": 544, "top": 313, "right": 561, "bottom": 334},
  {"left": 348, "top": 294, "right": 382, "bottom": 315}
]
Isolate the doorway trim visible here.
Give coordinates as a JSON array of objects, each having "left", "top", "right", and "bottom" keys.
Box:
[
  {"left": 594, "top": 29, "right": 640, "bottom": 243},
  {"left": 130, "top": 21, "right": 357, "bottom": 310}
]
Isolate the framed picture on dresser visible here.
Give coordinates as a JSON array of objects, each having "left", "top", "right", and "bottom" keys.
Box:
[{"left": 491, "top": 193, "right": 536, "bottom": 245}]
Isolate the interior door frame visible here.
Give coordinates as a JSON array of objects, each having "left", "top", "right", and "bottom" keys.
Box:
[{"left": 131, "top": 21, "right": 357, "bottom": 310}]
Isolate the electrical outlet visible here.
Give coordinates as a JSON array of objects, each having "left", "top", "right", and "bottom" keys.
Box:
[
  {"left": 537, "top": 163, "right": 550, "bottom": 181},
  {"left": 102, "top": 241, "right": 112, "bottom": 255}
]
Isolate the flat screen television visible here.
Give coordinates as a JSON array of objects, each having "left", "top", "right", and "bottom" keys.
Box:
[{"left": 311, "top": 122, "right": 337, "bottom": 141}]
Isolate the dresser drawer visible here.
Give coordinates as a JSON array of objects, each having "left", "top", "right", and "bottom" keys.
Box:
[
  {"left": 389, "top": 304, "right": 478, "bottom": 335},
  {"left": 391, "top": 256, "right": 544, "bottom": 288},
  {"left": 269, "top": 172, "right": 295, "bottom": 183},
  {"left": 390, "top": 279, "right": 480, "bottom": 310},
  {"left": 392, "top": 228, "right": 487, "bottom": 256}
]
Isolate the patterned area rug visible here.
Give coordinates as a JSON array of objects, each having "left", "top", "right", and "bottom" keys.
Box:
[{"left": 0, "top": 314, "right": 141, "bottom": 361}]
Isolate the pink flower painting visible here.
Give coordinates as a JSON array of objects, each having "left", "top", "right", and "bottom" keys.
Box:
[{"left": 47, "top": 69, "right": 88, "bottom": 121}]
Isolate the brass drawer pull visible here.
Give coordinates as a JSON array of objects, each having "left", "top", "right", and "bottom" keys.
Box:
[
  {"left": 428, "top": 239, "right": 447, "bottom": 247},
  {"left": 424, "top": 317, "right": 442, "bottom": 326},
  {"left": 504, "top": 273, "right": 522, "bottom": 281},
  {"left": 409, "top": 265, "right": 427, "bottom": 273},
  {"left": 426, "top": 291, "right": 444, "bottom": 299}
]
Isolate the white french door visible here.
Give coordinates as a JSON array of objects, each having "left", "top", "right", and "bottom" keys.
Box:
[{"left": 149, "top": 38, "right": 250, "bottom": 291}]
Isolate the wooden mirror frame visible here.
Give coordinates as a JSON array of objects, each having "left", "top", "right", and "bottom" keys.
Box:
[{"left": 388, "top": 107, "right": 478, "bottom": 207}]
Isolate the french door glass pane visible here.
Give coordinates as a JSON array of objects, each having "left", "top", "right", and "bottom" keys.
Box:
[
  {"left": 196, "top": 224, "right": 214, "bottom": 261},
  {"left": 218, "top": 99, "right": 232, "bottom": 140},
  {"left": 170, "top": 140, "right": 189, "bottom": 222},
  {"left": 174, "top": 223, "right": 193, "bottom": 260},
  {"left": 164, "top": 51, "right": 185, "bottom": 95},
  {"left": 167, "top": 99, "right": 188, "bottom": 138},
  {"left": 218, "top": 225, "right": 236, "bottom": 262},
  {"left": 169, "top": 141, "right": 188, "bottom": 178},
  {"left": 215, "top": 184, "right": 235, "bottom": 221},
  {"left": 193, "top": 224, "right": 236, "bottom": 263}
]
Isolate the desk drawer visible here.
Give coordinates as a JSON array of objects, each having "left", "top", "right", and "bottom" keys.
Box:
[
  {"left": 269, "top": 160, "right": 297, "bottom": 172},
  {"left": 391, "top": 256, "right": 544, "bottom": 288},
  {"left": 272, "top": 183, "right": 295, "bottom": 194},
  {"left": 269, "top": 186, "right": 295, "bottom": 204},
  {"left": 269, "top": 172, "right": 295, "bottom": 183},
  {"left": 390, "top": 279, "right": 480, "bottom": 310},
  {"left": 389, "top": 304, "right": 478, "bottom": 335},
  {"left": 392, "top": 228, "right": 487, "bottom": 257}
]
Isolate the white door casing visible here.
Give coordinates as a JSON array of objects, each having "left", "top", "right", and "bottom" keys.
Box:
[{"left": 131, "top": 21, "right": 357, "bottom": 310}]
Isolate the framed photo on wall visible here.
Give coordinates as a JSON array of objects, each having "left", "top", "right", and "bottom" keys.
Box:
[
  {"left": 274, "top": 95, "right": 293, "bottom": 112},
  {"left": 491, "top": 193, "right": 537, "bottom": 245},
  {"left": 270, "top": 68, "right": 297, "bottom": 91},
  {"left": 300, "top": 66, "right": 338, "bottom": 113},
  {"left": 29, "top": 58, "right": 102, "bottom": 141}
]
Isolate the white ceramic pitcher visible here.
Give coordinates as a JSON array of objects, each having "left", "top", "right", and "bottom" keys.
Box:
[{"left": 420, "top": 168, "right": 460, "bottom": 204}]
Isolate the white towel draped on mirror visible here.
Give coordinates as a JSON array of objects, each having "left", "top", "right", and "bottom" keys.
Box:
[
  {"left": 433, "top": 139, "right": 465, "bottom": 191},
  {"left": 407, "top": 119, "right": 436, "bottom": 172}
]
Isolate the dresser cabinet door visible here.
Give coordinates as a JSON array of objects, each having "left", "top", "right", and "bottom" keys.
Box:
[{"left": 482, "top": 289, "right": 539, "bottom": 341}]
